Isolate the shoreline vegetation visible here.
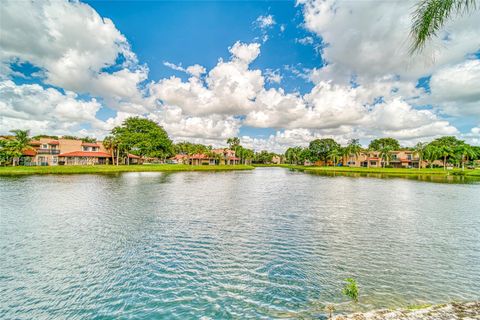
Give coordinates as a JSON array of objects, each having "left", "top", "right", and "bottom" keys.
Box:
[
  {"left": 253, "top": 164, "right": 480, "bottom": 177},
  {"left": 0, "top": 164, "right": 254, "bottom": 175},
  {"left": 1, "top": 163, "right": 479, "bottom": 178}
]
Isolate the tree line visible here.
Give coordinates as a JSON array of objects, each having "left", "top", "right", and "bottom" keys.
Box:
[
  {"left": 0, "top": 117, "right": 281, "bottom": 166},
  {"left": 285, "top": 136, "right": 480, "bottom": 171},
  {"left": 2, "top": 118, "right": 478, "bottom": 168}
]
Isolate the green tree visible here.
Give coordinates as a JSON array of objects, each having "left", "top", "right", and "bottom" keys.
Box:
[
  {"left": 439, "top": 145, "right": 454, "bottom": 170},
  {"left": 424, "top": 144, "right": 440, "bottom": 168},
  {"left": 285, "top": 146, "right": 304, "bottom": 165},
  {"left": 327, "top": 148, "right": 341, "bottom": 166},
  {"left": 342, "top": 278, "right": 359, "bottom": 303},
  {"left": 455, "top": 143, "right": 477, "bottom": 171},
  {"left": 428, "top": 136, "right": 464, "bottom": 170},
  {"left": 227, "top": 137, "right": 241, "bottom": 149},
  {"left": 61, "top": 135, "right": 80, "bottom": 140},
  {"left": 103, "top": 135, "right": 119, "bottom": 165},
  {"left": 410, "top": 0, "right": 478, "bottom": 54},
  {"left": 111, "top": 117, "right": 173, "bottom": 164},
  {"left": 254, "top": 150, "right": 275, "bottom": 164},
  {"left": 345, "top": 139, "right": 363, "bottom": 166},
  {"left": 368, "top": 138, "right": 400, "bottom": 151},
  {"left": 81, "top": 136, "right": 97, "bottom": 143},
  {"left": 8, "top": 130, "right": 33, "bottom": 166},
  {"left": 309, "top": 138, "right": 340, "bottom": 165},
  {"left": 414, "top": 142, "right": 428, "bottom": 169},
  {"left": 379, "top": 145, "right": 394, "bottom": 167}
]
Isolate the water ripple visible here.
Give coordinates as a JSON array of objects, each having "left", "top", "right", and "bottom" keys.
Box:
[{"left": 1, "top": 168, "right": 479, "bottom": 319}]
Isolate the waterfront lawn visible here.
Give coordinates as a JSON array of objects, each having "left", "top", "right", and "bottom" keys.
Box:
[
  {"left": 0, "top": 164, "right": 254, "bottom": 175},
  {"left": 254, "top": 164, "right": 480, "bottom": 177}
]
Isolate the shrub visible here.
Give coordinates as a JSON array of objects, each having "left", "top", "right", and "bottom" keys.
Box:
[{"left": 342, "top": 278, "right": 359, "bottom": 303}]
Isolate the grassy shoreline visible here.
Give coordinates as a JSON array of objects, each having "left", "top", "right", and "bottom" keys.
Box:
[
  {"left": 253, "top": 164, "right": 480, "bottom": 177},
  {"left": 1, "top": 164, "right": 479, "bottom": 177},
  {"left": 0, "top": 164, "right": 254, "bottom": 175}
]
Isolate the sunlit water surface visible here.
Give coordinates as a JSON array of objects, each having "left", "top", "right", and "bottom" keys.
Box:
[{"left": 1, "top": 168, "right": 479, "bottom": 319}]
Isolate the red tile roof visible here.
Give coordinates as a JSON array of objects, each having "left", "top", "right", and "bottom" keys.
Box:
[
  {"left": 128, "top": 153, "right": 140, "bottom": 159},
  {"left": 81, "top": 142, "right": 99, "bottom": 147},
  {"left": 58, "top": 151, "right": 111, "bottom": 157},
  {"left": 30, "top": 140, "right": 41, "bottom": 145},
  {"left": 22, "top": 149, "right": 37, "bottom": 156},
  {"left": 49, "top": 140, "right": 60, "bottom": 145}
]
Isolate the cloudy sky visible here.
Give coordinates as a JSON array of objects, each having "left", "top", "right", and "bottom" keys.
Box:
[{"left": 1, "top": 0, "right": 479, "bottom": 152}]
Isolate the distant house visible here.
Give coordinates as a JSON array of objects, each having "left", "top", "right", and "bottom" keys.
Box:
[
  {"left": 271, "top": 155, "right": 282, "bottom": 164},
  {"left": 211, "top": 149, "right": 240, "bottom": 165},
  {"left": 170, "top": 148, "right": 240, "bottom": 166},
  {"left": 21, "top": 138, "right": 112, "bottom": 166},
  {"left": 344, "top": 150, "right": 430, "bottom": 168}
]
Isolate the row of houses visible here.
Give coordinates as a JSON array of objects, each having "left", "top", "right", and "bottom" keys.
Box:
[
  {"left": 306, "top": 150, "right": 434, "bottom": 168},
  {"left": 17, "top": 138, "right": 434, "bottom": 168},
  {"left": 170, "top": 149, "right": 242, "bottom": 165},
  {"left": 19, "top": 138, "right": 140, "bottom": 166},
  {"left": 19, "top": 138, "right": 242, "bottom": 166}
]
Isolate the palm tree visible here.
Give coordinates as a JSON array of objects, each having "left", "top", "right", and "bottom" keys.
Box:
[
  {"left": 455, "top": 144, "right": 477, "bottom": 171},
  {"left": 9, "top": 130, "right": 33, "bottom": 166},
  {"left": 424, "top": 144, "right": 440, "bottom": 168},
  {"left": 346, "top": 139, "right": 362, "bottom": 166},
  {"left": 227, "top": 137, "right": 240, "bottom": 149},
  {"left": 439, "top": 145, "right": 454, "bottom": 170},
  {"left": 327, "top": 148, "right": 341, "bottom": 166},
  {"left": 410, "top": 0, "right": 478, "bottom": 54},
  {"left": 379, "top": 146, "right": 393, "bottom": 168},
  {"left": 413, "top": 142, "right": 427, "bottom": 169},
  {"left": 103, "top": 135, "right": 117, "bottom": 165}
]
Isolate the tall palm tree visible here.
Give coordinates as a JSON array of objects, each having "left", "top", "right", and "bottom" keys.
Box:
[
  {"left": 424, "top": 144, "right": 440, "bottom": 168},
  {"left": 327, "top": 148, "right": 341, "bottom": 166},
  {"left": 379, "top": 146, "right": 393, "bottom": 168},
  {"left": 439, "top": 145, "right": 454, "bottom": 170},
  {"left": 413, "top": 142, "right": 427, "bottom": 169},
  {"left": 410, "top": 0, "right": 478, "bottom": 54},
  {"left": 9, "top": 130, "right": 33, "bottom": 166},
  {"left": 103, "top": 135, "right": 117, "bottom": 165},
  {"left": 227, "top": 137, "right": 240, "bottom": 149},
  {"left": 455, "top": 144, "right": 477, "bottom": 171},
  {"left": 346, "top": 139, "right": 362, "bottom": 166}
]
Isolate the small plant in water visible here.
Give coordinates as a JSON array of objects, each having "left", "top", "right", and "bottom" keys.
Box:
[
  {"left": 325, "top": 304, "right": 335, "bottom": 319},
  {"left": 342, "top": 278, "right": 359, "bottom": 303}
]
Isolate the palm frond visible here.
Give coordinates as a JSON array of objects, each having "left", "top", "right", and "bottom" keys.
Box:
[{"left": 410, "top": 0, "right": 477, "bottom": 54}]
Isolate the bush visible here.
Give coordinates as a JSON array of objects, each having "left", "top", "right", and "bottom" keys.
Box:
[{"left": 342, "top": 278, "right": 359, "bottom": 303}]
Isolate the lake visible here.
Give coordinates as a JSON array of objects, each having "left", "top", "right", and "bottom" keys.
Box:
[{"left": 1, "top": 168, "right": 479, "bottom": 319}]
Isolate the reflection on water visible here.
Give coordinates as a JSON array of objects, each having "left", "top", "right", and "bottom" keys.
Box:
[{"left": 1, "top": 168, "right": 479, "bottom": 319}]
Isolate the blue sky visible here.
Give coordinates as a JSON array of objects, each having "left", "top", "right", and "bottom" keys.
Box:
[
  {"left": 87, "top": 1, "right": 320, "bottom": 91},
  {"left": 1, "top": 0, "right": 479, "bottom": 151}
]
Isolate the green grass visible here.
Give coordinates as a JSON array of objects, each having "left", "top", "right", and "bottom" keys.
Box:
[
  {"left": 256, "top": 164, "right": 480, "bottom": 177},
  {"left": 0, "top": 164, "right": 254, "bottom": 175},
  {"left": 406, "top": 303, "right": 433, "bottom": 310}
]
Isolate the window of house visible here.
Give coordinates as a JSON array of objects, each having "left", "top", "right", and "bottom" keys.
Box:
[
  {"left": 407, "top": 155, "right": 412, "bottom": 160},
  {"left": 42, "top": 144, "right": 48, "bottom": 149},
  {"left": 52, "top": 156, "right": 58, "bottom": 164},
  {"left": 371, "top": 161, "right": 376, "bottom": 165}
]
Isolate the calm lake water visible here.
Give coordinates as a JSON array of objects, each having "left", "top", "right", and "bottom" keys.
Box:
[{"left": 1, "top": 168, "right": 479, "bottom": 319}]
